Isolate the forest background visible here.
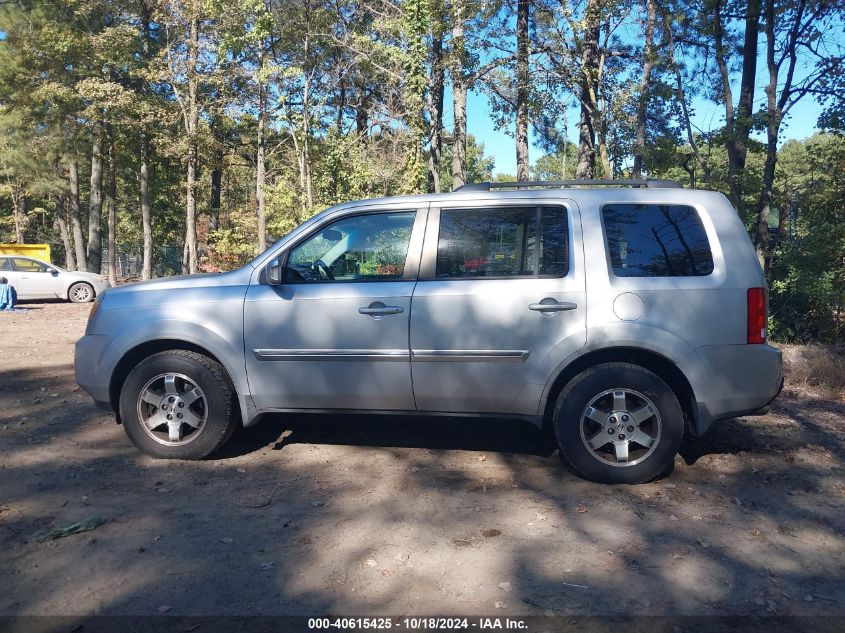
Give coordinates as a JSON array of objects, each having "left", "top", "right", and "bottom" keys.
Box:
[{"left": 0, "top": 0, "right": 843, "bottom": 343}]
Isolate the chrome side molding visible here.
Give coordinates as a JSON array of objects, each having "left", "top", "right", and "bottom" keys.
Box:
[
  {"left": 253, "top": 349, "right": 409, "bottom": 361},
  {"left": 411, "top": 350, "right": 530, "bottom": 362}
]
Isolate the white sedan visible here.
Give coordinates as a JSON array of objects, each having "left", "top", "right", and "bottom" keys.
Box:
[{"left": 0, "top": 256, "right": 111, "bottom": 303}]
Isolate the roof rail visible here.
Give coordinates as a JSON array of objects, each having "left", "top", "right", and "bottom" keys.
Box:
[{"left": 454, "top": 179, "right": 683, "bottom": 192}]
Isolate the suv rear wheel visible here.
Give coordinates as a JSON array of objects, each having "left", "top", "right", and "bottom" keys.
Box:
[
  {"left": 118, "top": 350, "right": 238, "bottom": 459},
  {"left": 553, "top": 362, "right": 683, "bottom": 484}
]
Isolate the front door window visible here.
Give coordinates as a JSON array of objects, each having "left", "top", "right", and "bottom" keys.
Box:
[{"left": 286, "top": 212, "right": 416, "bottom": 283}]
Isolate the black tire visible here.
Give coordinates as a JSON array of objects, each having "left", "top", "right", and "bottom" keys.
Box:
[
  {"left": 118, "top": 350, "right": 238, "bottom": 459},
  {"left": 553, "top": 362, "right": 683, "bottom": 484},
  {"left": 68, "top": 281, "right": 95, "bottom": 303}
]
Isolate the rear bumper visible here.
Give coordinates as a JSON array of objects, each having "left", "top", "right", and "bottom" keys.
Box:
[{"left": 682, "top": 344, "right": 783, "bottom": 436}]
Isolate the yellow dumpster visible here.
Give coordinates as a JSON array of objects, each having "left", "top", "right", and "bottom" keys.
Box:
[{"left": 0, "top": 243, "right": 52, "bottom": 263}]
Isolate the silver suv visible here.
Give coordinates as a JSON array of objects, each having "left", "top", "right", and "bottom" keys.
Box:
[{"left": 75, "top": 180, "right": 783, "bottom": 484}]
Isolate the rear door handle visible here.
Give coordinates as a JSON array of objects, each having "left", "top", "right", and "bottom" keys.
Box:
[
  {"left": 529, "top": 300, "right": 578, "bottom": 312},
  {"left": 359, "top": 302, "right": 404, "bottom": 316}
]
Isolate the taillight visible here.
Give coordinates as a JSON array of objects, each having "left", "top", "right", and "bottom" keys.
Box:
[{"left": 747, "top": 288, "right": 767, "bottom": 344}]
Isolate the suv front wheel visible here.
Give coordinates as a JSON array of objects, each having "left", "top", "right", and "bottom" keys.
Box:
[
  {"left": 554, "top": 362, "right": 683, "bottom": 484},
  {"left": 118, "top": 350, "right": 239, "bottom": 459}
]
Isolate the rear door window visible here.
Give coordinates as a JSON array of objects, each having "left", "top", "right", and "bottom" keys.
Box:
[
  {"left": 436, "top": 206, "right": 569, "bottom": 278},
  {"left": 0, "top": 258, "right": 10, "bottom": 271},
  {"left": 602, "top": 204, "right": 713, "bottom": 277}
]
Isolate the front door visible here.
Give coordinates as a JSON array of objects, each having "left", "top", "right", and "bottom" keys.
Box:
[
  {"left": 410, "top": 201, "right": 586, "bottom": 415},
  {"left": 10, "top": 258, "right": 56, "bottom": 298},
  {"left": 244, "top": 205, "right": 426, "bottom": 412}
]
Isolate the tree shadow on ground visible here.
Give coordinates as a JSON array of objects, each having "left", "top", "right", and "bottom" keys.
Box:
[
  {"left": 3, "top": 363, "right": 845, "bottom": 619},
  {"left": 219, "top": 413, "right": 556, "bottom": 460}
]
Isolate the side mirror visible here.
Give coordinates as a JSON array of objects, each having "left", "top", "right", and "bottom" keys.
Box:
[
  {"left": 46, "top": 267, "right": 58, "bottom": 275},
  {"left": 266, "top": 258, "right": 283, "bottom": 285}
]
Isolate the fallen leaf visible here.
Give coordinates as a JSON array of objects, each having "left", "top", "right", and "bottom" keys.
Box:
[
  {"left": 365, "top": 559, "right": 378, "bottom": 567},
  {"left": 236, "top": 495, "right": 271, "bottom": 509},
  {"left": 576, "top": 506, "right": 588, "bottom": 513},
  {"left": 498, "top": 582, "right": 512, "bottom": 592},
  {"left": 32, "top": 516, "right": 107, "bottom": 543}
]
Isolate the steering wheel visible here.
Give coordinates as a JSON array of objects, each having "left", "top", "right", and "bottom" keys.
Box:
[{"left": 312, "top": 259, "right": 335, "bottom": 281}]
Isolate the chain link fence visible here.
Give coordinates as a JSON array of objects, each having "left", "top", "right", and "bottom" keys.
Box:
[{"left": 100, "top": 245, "right": 184, "bottom": 280}]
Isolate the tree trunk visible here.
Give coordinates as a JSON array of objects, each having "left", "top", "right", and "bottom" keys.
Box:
[
  {"left": 140, "top": 132, "right": 153, "bottom": 280},
  {"left": 632, "top": 0, "right": 656, "bottom": 179},
  {"left": 355, "top": 80, "right": 369, "bottom": 135},
  {"left": 427, "top": 30, "right": 445, "bottom": 193},
  {"left": 68, "top": 159, "right": 86, "bottom": 271},
  {"left": 450, "top": 0, "right": 467, "bottom": 189},
  {"left": 714, "top": 0, "right": 760, "bottom": 217},
  {"left": 87, "top": 128, "right": 104, "bottom": 273},
  {"left": 55, "top": 194, "right": 75, "bottom": 270},
  {"left": 665, "top": 13, "right": 707, "bottom": 186},
  {"left": 210, "top": 159, "right": 222, "bottom": 232},
  {"left": 183, "top": 5, "right": 199, "bottom": 275},
  {"left": 106, "top": 125, "right": 117, "bottom": 286},
  {"left": 515, "top": 0, "right": 530, "bottom": 181},
  {"left": 575, "top": 0, "right": 600, "bottom": 179},
  {"left": 754, "top": 0, "right": 779, "bottom": 274},
  {"left": 256, "top": 78, "right": 267, "bottom": 254},
  {"left": 11, "top": 186, "right": 26, "bottom": 243}
]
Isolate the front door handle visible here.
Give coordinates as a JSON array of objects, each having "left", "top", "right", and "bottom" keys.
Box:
[
  {"left": 529, "top": 299, "right": 578, "bottom": 313},
  {"left": 359, "top": 301, "right": 404, "bottom": 317}
]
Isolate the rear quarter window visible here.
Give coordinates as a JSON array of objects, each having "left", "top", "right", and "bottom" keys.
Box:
[{"left": 601, "top": 204, "right": 714, "bottom": 277}]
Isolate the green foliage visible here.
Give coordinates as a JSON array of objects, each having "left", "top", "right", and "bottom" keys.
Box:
[
  {"left": 203, "top": 208, "right": 258, "bottom": 272},
  {"left": 767, "top": 133, "right": 845, "bottom": 343},
  {"left": 0, "top": 0, "right": 842, "bottom": 344},
  {"left": 438, "top": 135, "right": 495, "bottom": 190},
  {"left": 398, "top": 0, "right": 431, "bottom": 194}
]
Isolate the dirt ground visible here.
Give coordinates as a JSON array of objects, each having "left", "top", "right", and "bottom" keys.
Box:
[{"left": 1, "top": 301, "right": 844, "bottom": 618}]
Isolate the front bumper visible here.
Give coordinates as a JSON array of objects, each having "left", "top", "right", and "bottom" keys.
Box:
[{"left": 75, "top": 334, "right": 113, "bottom": 408}]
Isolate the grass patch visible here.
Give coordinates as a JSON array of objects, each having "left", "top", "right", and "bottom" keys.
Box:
[{"left": 778, "top": 344, "right": 845, "bottom": 400}]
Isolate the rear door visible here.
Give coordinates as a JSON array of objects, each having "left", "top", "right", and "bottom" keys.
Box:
[{"left": 410, "top": 200, "right": 586, "bottom": 415}]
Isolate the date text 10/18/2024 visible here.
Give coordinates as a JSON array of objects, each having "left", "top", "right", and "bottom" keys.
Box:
[{"left": 307, "top": 618, "right": 529, "bottom": 630}]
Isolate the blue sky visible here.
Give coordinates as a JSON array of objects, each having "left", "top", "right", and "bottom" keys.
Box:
[{"left": 464, "top": 72, "right": 826, "bottom": 177}]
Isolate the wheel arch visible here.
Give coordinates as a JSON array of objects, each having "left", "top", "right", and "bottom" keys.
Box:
[
  {"left": 540, "top": 346, "right": 697, "bottom": 436},
  {"left": 109, "top": 339, "right": 245, "bottom": 426}
]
